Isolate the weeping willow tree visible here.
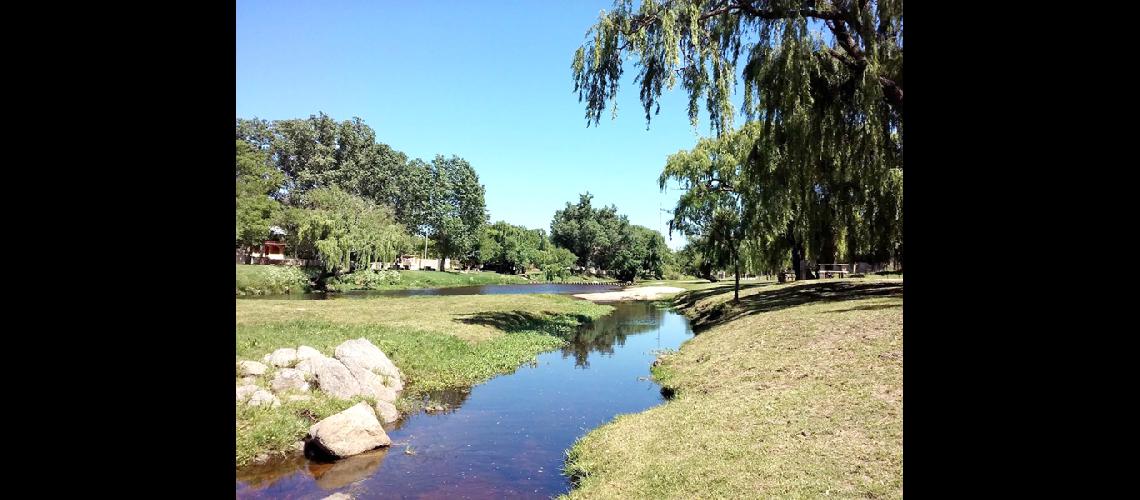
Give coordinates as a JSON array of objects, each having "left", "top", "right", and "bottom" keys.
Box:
[
  {"left": 575, "top": 0, "right": 903, "bottom": 278},
  {"left": 279, "top": 187, "right": 413, "bottom": 278},
  {"left": 661, "top": 121, "right": 760, "bottom": 300}
]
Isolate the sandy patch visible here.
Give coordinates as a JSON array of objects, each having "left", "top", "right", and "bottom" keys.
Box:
[{"left": 574, "top": 286, "right": 686, "bottom": 301}]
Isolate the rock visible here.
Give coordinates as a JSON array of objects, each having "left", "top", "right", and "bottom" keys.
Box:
[
  {"left": 307, "top": 402, "right": 391, "bottom": 458},
  {"left": 271, "top": 368, "right": 311, "bottom": 394},
  {"left": 253, "top": 453, "right": 271, "bottom": 465},
  {"left": 238, "top": 376, "right": 259, "bottom": 385},
  {"left": 263, "top": 348, "right": 299, "bottom": 368},
  {"left": 345, "top": 363, "right": 398, "bottom": 403},
  {"left": 334, "top": 339, "right": 403, "bottom": 391},
  {"left": 248, "top": 389, "right": 281, "bottom": 407},
  {"left": 322, "top": 493, "right": 352, "bottom": 500},
  {"left": 237, "top": 360, "right": 268, "bottom": 376},
  {"left": 374, "top": 400, "right": 399, "bottom": 424},
  {"left": 297, "top": 345, "right": 323, "bottom": 360},
  {"left": 295, "top": 359, "right": 316, "bottom": 376},
  {"left": 311, "top": 357, "right": 362, "bottom": 400},
  {"left": 236, "top": 384, "right": 260, "bottom": 403},
  {"left": 292, "top": 441, "right": 306, "bottom": 453}
]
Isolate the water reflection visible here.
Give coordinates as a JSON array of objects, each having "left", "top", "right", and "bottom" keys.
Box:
[
  {"left": 561, "top": 301, "right": 664, "bottom": 368},
  {"left": 236, "top": 449, "right": 390, "bottom": 498}
]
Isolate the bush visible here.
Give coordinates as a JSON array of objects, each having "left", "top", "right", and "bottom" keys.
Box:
[
  {"left": 236, "top": 265, "right": 313, "bottom": 296},
  {"left": 326, "top": 269, "right": 401, "bottom": 292}
]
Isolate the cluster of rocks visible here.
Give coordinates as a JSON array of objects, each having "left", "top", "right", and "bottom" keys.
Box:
[{"left": 237, "top": 338, "right": 404, "bottom": 460}]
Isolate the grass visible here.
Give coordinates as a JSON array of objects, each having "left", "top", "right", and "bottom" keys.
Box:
[
  {"left": 236, "top": 264, "right": 315, "bottom": 296},
  {"left": 236, "top": 293, "right": 612, "bottom": 467},
  {"left": 561, "top": 278, "right": 903, "bottom": 499}
]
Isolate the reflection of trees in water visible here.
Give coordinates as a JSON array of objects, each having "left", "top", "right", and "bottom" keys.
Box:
[{"left": 562, "top": 302, "right": 664, "bottom": 367}]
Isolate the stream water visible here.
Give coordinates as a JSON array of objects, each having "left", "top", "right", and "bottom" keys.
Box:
[{"left": 236, "top": 300, "right": 693, "bottom": 499}]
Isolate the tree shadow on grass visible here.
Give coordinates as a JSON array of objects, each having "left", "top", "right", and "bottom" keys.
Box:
[
  {"left": 671, "top": 281, "right": 777, "bottom": 310},
  {"left": 453, "top": 310, "right": 594, "bottom": 337},
  {"left": 688, "top": 281, "right": 903, "bottom": 333}
]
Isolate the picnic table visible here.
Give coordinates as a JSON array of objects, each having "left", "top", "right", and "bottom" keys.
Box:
[{"left": 817, "top": 263, "right": 851, "bottom": 279}]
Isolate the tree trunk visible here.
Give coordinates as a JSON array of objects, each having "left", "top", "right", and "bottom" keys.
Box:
[
  {"left": 733, "top": 245, "right": 741, "bottom": 303},
  {"left": 792, "top": 240, "right": 805, "bottom": 280}
]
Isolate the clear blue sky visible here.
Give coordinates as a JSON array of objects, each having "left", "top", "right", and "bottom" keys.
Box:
[{"left": 237, "top": 1, "right": 742, "bottom": 250}]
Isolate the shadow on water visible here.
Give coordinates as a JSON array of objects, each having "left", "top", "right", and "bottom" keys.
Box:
[{"left": 236, "top": 300, "right": 695, "bottom": 499}]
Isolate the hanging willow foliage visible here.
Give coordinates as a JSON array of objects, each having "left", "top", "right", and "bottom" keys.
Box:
[
  {"left": 286, "top": 187, "right": 412, "bottom": 274},
  {"left": 575, "top": 0, "right": 903, "bottom": 270}
]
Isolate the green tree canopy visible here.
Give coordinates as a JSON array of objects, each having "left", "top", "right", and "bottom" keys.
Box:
[
  {"left": 478, "top": 221, "right": 548, "bottom": 274},
  {"left": 277, "top": 187, "right": 413, "bottom": 275},
  {"left": 550, "top": 193, "right": 630, "bottom": 270},
  {"left": 575, "top": 1, "right": 904, "bottom": 275},
  {"left": 236, "top": 140, "right": 284, "bottom": 248}
]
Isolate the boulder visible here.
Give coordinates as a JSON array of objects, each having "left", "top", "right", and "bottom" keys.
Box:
[
  {"left": 237, "top": 376, "right": 259, "bottom": 385},
  {"left": 307, "top": 402, "right": 390, "bottom": 458},
  {"left": 271, "top": 368, "right": 311, "bottom": 394},
  {"left": 263, "top": 348, "right": 299, "bottom": 368},
  {"left": 311, "top": 357, "right": 362, "bottom": 400},
  {"left": 248, "top": 389, "right": 281, "bottom": 407},
  {"left": 237, "top": 360, "right": 268, "bottom": 376},
  {"left": 297, "top": 345, "right": 323, "bottom": 360},
  {"left": 334, "top": 338, "right": 403, "bottom": 391},
  {"left": 236, "top": 384, "right": 260, "bottom": 403},
  {"left": 345, "top": 363, "right": 398, "bottom": 403},
  {"left": 295, "top": 359, "right": 316, "bottom": 376},
  {"left": 322, "top": 493, "right": 353, "bottom": 500},
  {"left": 374, "top": 400, "right": 399, "bottom": 424}
]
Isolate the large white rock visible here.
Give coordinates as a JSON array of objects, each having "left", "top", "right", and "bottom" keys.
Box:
[
  {"left": 345, "top": 363, "right": 398, "bottom": 403},
  {"left": 237, "top": 360, "right": 268, "bottom": 376},
  {"left": 248, "top": 389, "right": 281, "bottom": 407},
  {"left": 263, "top": 348, "right": 299, "bottom": 368},
  {"left": 374, "top": 400, "right": 399, "bottom": 424},
  {"left": 307, "top": 402, "right": 391, "bottom": 458},
  {"left": 297, "top": 345, "right": 323, "bottom": 360},
  {"left": 271, "top": 368, "right": 311, "bottom": 394},
  {"left": 334, "top": 339, "right": 403, "bottom": 391},
  {"left": 311, "top": 357, "right": 362, "bottom": 400},
  {"left": 236, "top": 384, "right": 260, "bottom": 403},
  {"left": 295, "top": 359, "right": 316, "bottom": 376}
]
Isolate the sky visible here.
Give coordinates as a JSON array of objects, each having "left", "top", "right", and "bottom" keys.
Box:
[{"left": 237, "top": 1, "right": 744, "bottom": 250}]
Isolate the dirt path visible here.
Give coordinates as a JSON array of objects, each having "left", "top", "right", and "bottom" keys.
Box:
[{"left": 573, "top": 286, "right": 686, "bottom": 301}]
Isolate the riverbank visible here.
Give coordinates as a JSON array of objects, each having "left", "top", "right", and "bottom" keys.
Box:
[
  {"left": 562, "top": 279, "right": 903, "bottom": 498},
  {"left": 236, "top": 294, "right": 613, "bottom": 466},
  {"left": 237, "top": 265, "right": 619, "bottom": 296}
]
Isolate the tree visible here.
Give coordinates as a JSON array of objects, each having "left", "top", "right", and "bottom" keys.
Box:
[
  {"left": 538, "top": 247, "right": 578, "bottom": 281},
  {"left": 550, "top": 193, "right": 630, "bottom": 271},
  {"left": 236, "top": 140, "right": 284, "bottom": 251},
  {"left": 661, "top": 123, "right": 759, "bottom": 300},
  {"left": 426, "top": 155, "right": 487, "bottom": 270},
  {"left": 277, "top": 187, "right": 412, "bottom": 278},
  {"left": 574, "top": 0, "right": 904, "bottom": 277},
  {"left": 478, "top": 221, "right": 548, "bottom": 274}
]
